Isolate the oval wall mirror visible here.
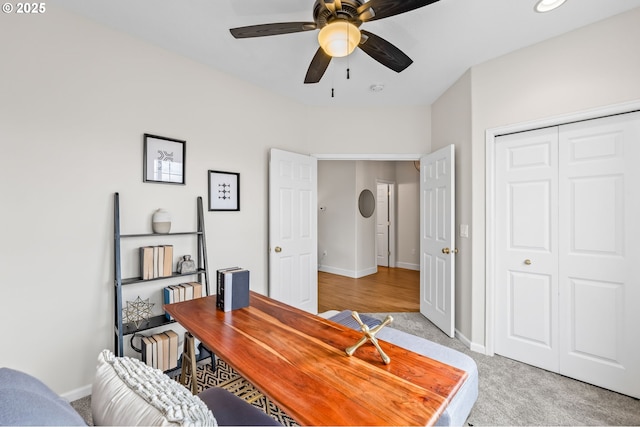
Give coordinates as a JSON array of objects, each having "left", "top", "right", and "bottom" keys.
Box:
[{"left": 358, "top": 189, "right": 375, "bottom": 218}]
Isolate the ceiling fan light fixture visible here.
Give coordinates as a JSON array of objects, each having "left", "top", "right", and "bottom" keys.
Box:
[
  {"left": 318, "top": 21, "right": 361, "bottom": 58},
  {"left": 534, "top": 0, "right": 567, "bottom": 13}
]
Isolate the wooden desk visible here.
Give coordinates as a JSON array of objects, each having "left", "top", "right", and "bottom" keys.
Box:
[{"left": 165, "top": 292, "right": 467, "bottom": 426}]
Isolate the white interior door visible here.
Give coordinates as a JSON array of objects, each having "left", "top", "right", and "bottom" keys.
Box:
[
  {"left": 557, "top": 112, "right": 640, "bottom": 398},
  {"left": 420, "top": 145, "right": 455, "bottom": 337},
  {"left": 269, "top": 149, "right": 318, "bottom": 314},
  {"left": 494, "top": 128, "right": 560, "bottom": 372},
  {"left": 376, "top": 183, "right": 389, "bottom": 267}
]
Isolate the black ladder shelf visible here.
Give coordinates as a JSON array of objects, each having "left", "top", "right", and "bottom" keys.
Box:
[{"left": 113, "top": 192, "right": 210, "bottom": 357}]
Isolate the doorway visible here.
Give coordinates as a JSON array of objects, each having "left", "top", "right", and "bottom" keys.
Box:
[
  {"left": 316, "top": 156, "right": 421, "bottom": 312},
  {"left": 318, "top": 267, "right": 419, "bottom": 312},
  {"left": 376, "top": 181, "right": 395, "bottom": 268}
]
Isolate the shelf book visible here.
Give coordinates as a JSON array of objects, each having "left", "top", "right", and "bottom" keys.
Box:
[
  {"left": 141, "top": 330, "right": 178, "bottom": 371},
  {"left": 139, "top": 245, "right": 173, "bottom": 279},
  {"left": 216, "top": 268, "right": 250, "bottom": 312},
  {"left": 163, "top": 282, "right": 203, "bottom": 320}
]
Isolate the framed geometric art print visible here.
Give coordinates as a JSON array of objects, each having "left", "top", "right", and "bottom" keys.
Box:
[
  {"left": 143, "top": 133, "right": 186, "bottom": 185},
  {"left": 208, "top": 170, "right": 240, "bottom": 211}
]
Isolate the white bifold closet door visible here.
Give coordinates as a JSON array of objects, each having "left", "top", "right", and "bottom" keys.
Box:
[{"left": 494, "top": 112, "right": 640, "bottom": 398}]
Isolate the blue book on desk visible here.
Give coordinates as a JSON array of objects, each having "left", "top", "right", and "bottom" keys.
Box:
[{"left": 223, "top": 269, "right": 250, "bottom": 312}]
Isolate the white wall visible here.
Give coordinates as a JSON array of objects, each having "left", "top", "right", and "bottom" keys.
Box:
[
  {"left": 318, "top": 161, "right": 356, "bottom": 274},
  {"left": 306, "top": 106, "right": 430, "bottom": 154},
  {"left": 394, "top": 162, "right": 421, "bottom": 270},
  {"left": 432, "top": 7, "right": 640, "bottom": 349},
  {"left": 470, "top": 6, "right": 640, "bottom": 349},
  {"left": 355, "top": 161, "right": 392, "bottom": 276},
  {"left": 431, "top": 70, "right": 473, "bottom": 340},
  {"left": 0, "top": 7, "right": 430, "bottom": 396},
  {"left": 1, "top": 6, "right": 305, "bottom": 398}
]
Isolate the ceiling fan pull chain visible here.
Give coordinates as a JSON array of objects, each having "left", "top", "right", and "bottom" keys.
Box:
[
  {"left": 347, "top": 68, "right": 350, "bottom": 79},
  {"left": 331, "top": 88, "right": 335, "bottom": 98}
]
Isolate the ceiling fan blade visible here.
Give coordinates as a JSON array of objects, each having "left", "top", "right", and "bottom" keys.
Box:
[
  {"left": 358, "top": 0, "right": 439, "bottom": 22},
  {"left": 358, "top": 30, "right": 413, "bottom": 73},
  {"left": 230, "top": 22, "right": 317, "bottom": 39},
  {"left": 304, "top": 47, "right": 332, "bottom": 84}
]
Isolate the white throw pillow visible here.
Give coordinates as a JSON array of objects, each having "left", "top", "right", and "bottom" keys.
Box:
[{"left": 91, "top": 350, "right": 216, "bottom": 426}]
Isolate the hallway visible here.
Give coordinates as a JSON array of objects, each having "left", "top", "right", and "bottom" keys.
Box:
[{"left": 318, "top": 267, "right": 419, "bottom": 313}]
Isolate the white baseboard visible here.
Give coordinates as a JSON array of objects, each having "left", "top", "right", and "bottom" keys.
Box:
[
  {"left": 395, "top": 262, "right": 419, "bottom": 271},
  {"left": 320, "top": 264, "right": 419, "bottom": 275},
  {"left": 355, "top": 267, "right": 377, "bottom": 278},
  {"left": 61, "top": 383, "right": 92, "bottom": 402},
  {"left": 454, "top": 329, "right": 471, "bottom": 348},
  {"left": 454, "top": 329, "right": 486, "bottom": 355},
  {"left": 318, "top": 265, "right": 357, "bottom": 278},
  {"left": 469, "top": 341, "right": 487, "bottom": 355},
  {"left": 318, "top": 265, "right": 377, "bottom": 278}
]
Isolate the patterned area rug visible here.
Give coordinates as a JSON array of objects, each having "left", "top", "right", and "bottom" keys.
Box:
[{"left": 182, "top": 358, "right": 298, "bottom": 426}]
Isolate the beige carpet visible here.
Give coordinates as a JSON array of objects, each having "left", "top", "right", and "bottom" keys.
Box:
[{"left": 367, "top": 312, "right": 640, "bottom": 426}]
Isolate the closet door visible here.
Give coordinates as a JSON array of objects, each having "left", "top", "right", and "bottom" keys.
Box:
[
  {"left": 558, "top": 112, "right": 640, "bottom": 398},
  {"left": 494, "top": 127, "right": 559, "bottom": 372}
]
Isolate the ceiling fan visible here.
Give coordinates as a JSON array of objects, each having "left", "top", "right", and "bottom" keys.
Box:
[{"left": 229, "top": 0, "right": 440, "bottom": 84}]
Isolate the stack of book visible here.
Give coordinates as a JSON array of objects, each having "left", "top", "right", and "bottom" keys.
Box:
[
  {"left": 141, "top": 330, "right": 179, "bottom": 371},
  {"left": 163, "top": 282, "right": 203, "bottom": 320},
  {"left": 139, "top": 245, "right": 173, "bottom": 279},
  {"left": 216, "top": 267, "right": 250, "bottom": 312}
]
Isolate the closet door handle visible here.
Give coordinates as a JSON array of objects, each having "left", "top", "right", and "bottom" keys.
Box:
[{"left": 524, "top": 259, "right": 532, "bottom": 265}]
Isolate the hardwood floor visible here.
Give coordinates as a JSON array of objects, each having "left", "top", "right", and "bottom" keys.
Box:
[{"left": 318, "top": 267, "right": 420, "bottom": 313}]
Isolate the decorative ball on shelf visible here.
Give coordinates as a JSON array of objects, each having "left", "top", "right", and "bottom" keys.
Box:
[{"left": 152, "top": 208, "right": 171, "bottom": 234}]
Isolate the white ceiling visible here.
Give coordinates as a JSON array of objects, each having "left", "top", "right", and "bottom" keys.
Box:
[{"left": 55, "top": 0, "right": 640, "bottom": 107}]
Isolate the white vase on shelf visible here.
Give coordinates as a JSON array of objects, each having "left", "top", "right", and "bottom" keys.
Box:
[{"left": 152, "top": 209, "right": 171, "bottom": 234}]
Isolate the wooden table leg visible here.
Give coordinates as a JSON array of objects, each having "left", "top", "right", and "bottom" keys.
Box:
[{"left": 179, "top": 332, "right": 198, "bottom": 395}]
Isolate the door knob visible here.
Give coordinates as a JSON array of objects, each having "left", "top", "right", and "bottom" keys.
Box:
[
  {"left": 442, "top": 248, "right": 450, "bottom": 254},
  {"left": 275, "top": 246, "right": 282, "bottom": 253},
  {"left": 453, "top": 248, "right": 459, "bottom": 254},
  {"left": 524, "top": 259, "right": 532, "bottom": 265}
]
